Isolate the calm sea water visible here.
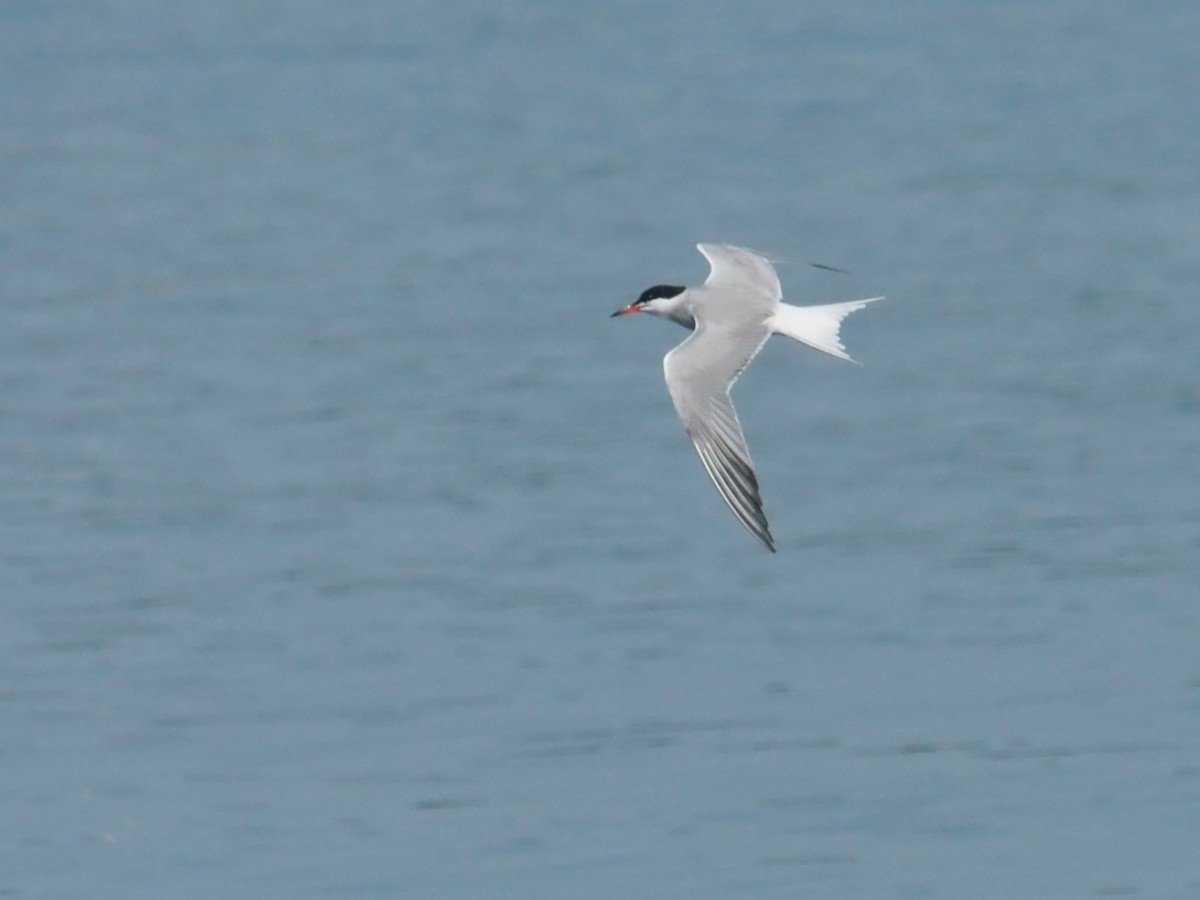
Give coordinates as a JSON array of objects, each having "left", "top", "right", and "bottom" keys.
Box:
[{"left": 3, "top": 1, "right": 1199, "bottom": 898}]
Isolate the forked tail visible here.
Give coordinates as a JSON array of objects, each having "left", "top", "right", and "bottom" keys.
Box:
[{"left": 768, "top": 297, "right": 882, "bottom": 363}]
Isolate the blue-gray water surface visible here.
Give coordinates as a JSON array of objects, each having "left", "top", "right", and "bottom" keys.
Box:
[{"left": 3, "top": 1, "right": 1199, "bottom": 898}]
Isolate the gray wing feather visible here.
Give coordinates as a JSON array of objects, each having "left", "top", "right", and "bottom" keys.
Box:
[
  {"left": 697, "top": 243, "right": 782, "bottom": 302},
  {"left": 663, "top": 322, "right": 776, "bottom": 551}
]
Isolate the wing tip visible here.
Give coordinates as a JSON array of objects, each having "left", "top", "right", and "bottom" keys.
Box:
[{"left": 691, "top": 435, "right": 777, "bottom": 553}]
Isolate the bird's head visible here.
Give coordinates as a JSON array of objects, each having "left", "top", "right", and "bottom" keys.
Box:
[{"left": 611, "top": 284, "right": 687, "bottom": 318}]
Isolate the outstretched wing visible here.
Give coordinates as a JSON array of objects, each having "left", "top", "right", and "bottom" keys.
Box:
[
  {"left": 697, "top": 243, "right": 782, "bottom": 302},
  {"left": 663, "top": 320, "right": 776, "bottom": 551}
]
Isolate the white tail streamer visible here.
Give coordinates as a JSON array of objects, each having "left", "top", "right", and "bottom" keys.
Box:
[{"left": 768, "top": 297, "right": 883, "bottom": 363}]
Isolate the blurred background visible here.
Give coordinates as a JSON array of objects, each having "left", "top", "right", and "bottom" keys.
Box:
[{"left": 2, "top": 1, "right": 1198, "bottom": 897}]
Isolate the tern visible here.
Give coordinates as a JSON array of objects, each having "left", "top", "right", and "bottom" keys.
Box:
[{"left": 612, "top": 243, "right": 881, "bottom": 552}]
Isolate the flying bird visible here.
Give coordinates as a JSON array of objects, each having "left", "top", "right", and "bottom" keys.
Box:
[{"left": 612, "top": 243, "right": 881, "bottom": 551}]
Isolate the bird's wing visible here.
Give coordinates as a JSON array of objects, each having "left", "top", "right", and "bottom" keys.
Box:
[
  {"left": 663, "top": 320, "right": 776, "bottom": 551},
  {"left": 697, "top": 243, "right": 782, "bottom": 302}
]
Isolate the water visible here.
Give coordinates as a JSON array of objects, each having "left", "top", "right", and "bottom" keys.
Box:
[{"left": 3, "top": 1, "right": 1199, "bottom": 897}]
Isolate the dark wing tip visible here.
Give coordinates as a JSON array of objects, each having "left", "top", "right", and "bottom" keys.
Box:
[
  {"left": 807, "top": 261, "right": 851, "bottom": 274},
  {"left": 690, "top": 431, "right": 776, "bottom": 552}
]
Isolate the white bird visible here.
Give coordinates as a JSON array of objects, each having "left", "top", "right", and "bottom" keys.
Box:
[{"left": 612, "top": 243, "right": 881, "bottom": 552}]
